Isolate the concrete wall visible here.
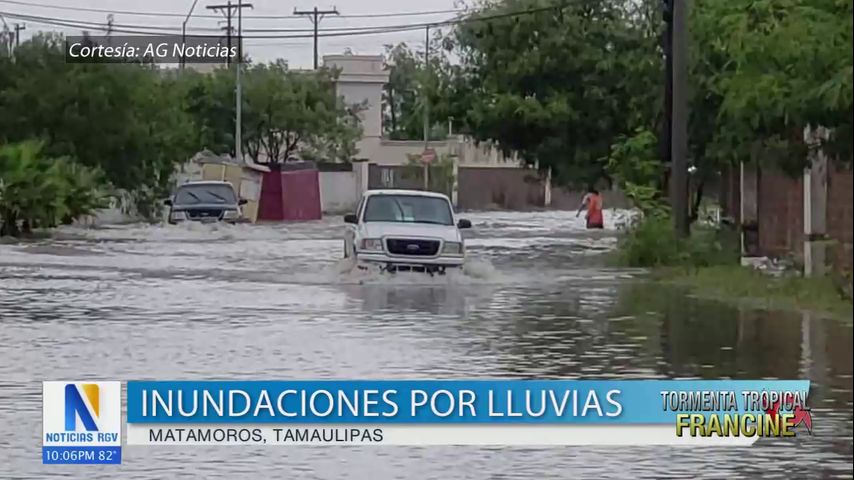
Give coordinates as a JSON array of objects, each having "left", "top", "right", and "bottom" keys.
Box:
[
  {"left": 320, "top": 170, "right": 359, "bottom": 213},
  {"left": 828, "top": 162, "right": 853, "bottom": 273},
  {"left": 719, "top": 163, "right": 741, "bottom": 222},
  {"left": 457, "top": 167, "right": 545, "bottom": 210},
  {"left": 727, "top": 154, "right": 852, "bottom": 276},
  {"left": 455, "top": 139, "right": 522, "bottom": 167},
  {"left": 757, "top": 167, "right": 804, "bottom": 260}
]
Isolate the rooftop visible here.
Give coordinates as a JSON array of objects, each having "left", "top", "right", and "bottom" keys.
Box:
[{"left": 365, "top": 189, "right": 451, "bottom": 200}]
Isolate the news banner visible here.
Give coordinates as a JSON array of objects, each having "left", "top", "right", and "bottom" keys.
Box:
[{"left": 43, "top": 379, "right": 814, "bottom": 464}]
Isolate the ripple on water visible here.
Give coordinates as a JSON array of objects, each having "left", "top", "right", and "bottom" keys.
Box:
[{"left": 0, "top": 210, "right": 851, "bottom": 479}]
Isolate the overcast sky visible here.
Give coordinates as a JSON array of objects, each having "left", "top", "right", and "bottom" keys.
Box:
[{"left": 1, "top": 0, "right": 463, "bottom": 67}]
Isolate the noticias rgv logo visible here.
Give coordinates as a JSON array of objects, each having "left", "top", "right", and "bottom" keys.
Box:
[
  {"left": 43, "top": 381, "right": 122, "bottom": 465},
  {"left": 43, "top": 381, "right": 121, "bottom": 444},
  {"left": 65, "top": 383, "right": 100, "bottom": 432}
]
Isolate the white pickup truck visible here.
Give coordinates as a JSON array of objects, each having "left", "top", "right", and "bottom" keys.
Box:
[{"left": 343, "top": 189, "right": 472, "bottom": 274}]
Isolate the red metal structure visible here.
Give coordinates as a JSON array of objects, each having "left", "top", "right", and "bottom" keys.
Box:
[{"left": 257, "top": 167, "right": 322, "bottom": 221}]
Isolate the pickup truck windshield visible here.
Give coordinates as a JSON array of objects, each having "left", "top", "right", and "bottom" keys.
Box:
[
  {"left": 363, "top": 195, "right": 453, "bottom": 225},
  {"left": 175, "top": 184, "right": 237, "bottom": 205}
]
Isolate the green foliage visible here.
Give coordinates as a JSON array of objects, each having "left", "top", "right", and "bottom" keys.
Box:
[
  {"left": 0, "top": 33, "right": 194, "bottom": 215},
  {"left": 2, "top": 33, "right": 364, "bottom": 222},
  {"left": 0, "top": 140, "right": 108, "bottom": 236},
  {"left": 382, "top": 41, "right": 459, "bottom": 141},
  {"left": 691, "top": 0, "right": 853, "bottom": 171},
  {"left": 606, "top": 128, "right": 669, "bottom": 217},
  {"left": 181, "top": 61, "right": 363, "bottom": 165},
  {"left": 616, "top": 215, "right": 739, "bottom": 268},
  {"left": 441, "top": 0, "right": 852, "bottom": 200},
  {"left": 180, "top": 67, "right": 237, "bottom": 157},
  {"left": 606, "top": 129, "right": 661, "bottom": 187},
  {"left": 452, "top": 0, "right": 663, "bottom": 186}
]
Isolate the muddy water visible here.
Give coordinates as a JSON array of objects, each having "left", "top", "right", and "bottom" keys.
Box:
[{"left": 0, "top": 210, "right": 851, "bottom": 479}]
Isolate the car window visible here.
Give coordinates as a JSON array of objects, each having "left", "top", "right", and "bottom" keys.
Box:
[
  {"left": 363, "top": 195, "right": 453, "bottom": 225},
  {"left": 175, "top": 185, "right": 236, "bottom": 205}
]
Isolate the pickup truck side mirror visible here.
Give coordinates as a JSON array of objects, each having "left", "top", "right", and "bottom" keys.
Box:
[
  {"left": 238, "top": 198, "right": 248, "bottom": 205},
  {"left": 457, "top": 219, "right": 472, "bottom": 229},
  {"left": 163, "top": 199, "right": 172, "bottom": 206},
  {"left": 344, "top": 214, "right": 358, "bottom": 224}
]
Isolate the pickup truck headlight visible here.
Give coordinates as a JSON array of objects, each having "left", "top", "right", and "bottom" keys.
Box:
[
  {"left": 169, "top": 211, "right": 187, "bottom": 222},
  {"left": 442, "top": 241, "right": 463, "bottom": 255},
  {"left": 360, "top": 238, "right": 384, "bottom": 251},
  {"left": 222, "top": 209, "right": 241, "bottom": 220}
]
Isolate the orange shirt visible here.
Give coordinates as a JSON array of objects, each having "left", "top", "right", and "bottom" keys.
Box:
[{"left": 587, "top": 194, "right": 603, "bottom": 225}]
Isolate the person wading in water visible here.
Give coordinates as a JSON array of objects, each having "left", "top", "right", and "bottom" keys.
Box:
[{"left": 576, "top": 187, "right": 604, "bottom": 229}]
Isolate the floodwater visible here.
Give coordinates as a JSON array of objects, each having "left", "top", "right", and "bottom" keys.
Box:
[{"left": 0, "top": 210, "right": 851, "bottom": 479}]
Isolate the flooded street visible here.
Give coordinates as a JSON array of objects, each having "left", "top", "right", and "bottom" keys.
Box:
[{"left": 1, "top": 210, "right": 851, "bottom": 479}]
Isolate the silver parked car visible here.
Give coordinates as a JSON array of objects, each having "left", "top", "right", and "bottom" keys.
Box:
[{"left": 164, "top": 181, "right": 247, "bottom": 224}]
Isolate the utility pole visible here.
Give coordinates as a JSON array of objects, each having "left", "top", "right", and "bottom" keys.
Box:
[
  {"left": 294, "top": 6, "right": 339, "bottom": 69},
  {"left": 207, "top": 0, "right": 252, "bottom": 162},
  {"left": 105, "top": 14, "right": 114, "bottom": 47},
  {"left": 423, "top": 24, "right": 430, "bottom": 190},
  {"left": 208, "top": 1, "right": 233, "bottom": 65},
  {"left": 181, "top": 0, "right": 201, "bottom": 70},
  {"left": 207, "top": 1, "right": 250, "bottom": 66},
  {"left": 219, "top": 21, "right": 234, "bottom": 65},
  {"left": 13, "top": 22, "right": 24, "bottom": 48},
  {"left": 670, "top": 0, "right": 690, "bottom": 236},
  {"left": 235, "top": 0, "right": 252, "bottom": 164},
  {"left": 662, "top": 0, "right": 673, "bottom": 179}
]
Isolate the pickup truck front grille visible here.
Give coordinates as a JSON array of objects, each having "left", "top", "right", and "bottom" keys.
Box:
[
  {"left": 185, "top": 208, "right": 224, "bottom": 220},
  {"left": 386, "top": 238, "right": 440, "bottom": 256}
]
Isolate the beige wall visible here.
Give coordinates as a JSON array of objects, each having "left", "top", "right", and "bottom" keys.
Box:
[{"left": 319, "top": 170, "right": 359, "bottom": 213}]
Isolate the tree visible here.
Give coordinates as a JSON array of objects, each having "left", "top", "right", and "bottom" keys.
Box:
[
  {"left": 382, "top": 38, "right": 461, "bottom": 141},
  {"left": 452, "top": 0, "right": 664, "bottom": 186},
  {"left": 180, "top": 67, "right": 238, "bottom": 158},
  {"left": 181, "top": 61, "right": 363, "bottom": 166},
  {"left": 0, "top": 33, "right": 195, "bottom": 217},
  {"left": 383, "top": 43, "right": 420, "bottom": 139},
  {"left": 691, "top": 0, "right": 853, "bottom": 172},
  {"left": 241, "top": 61, "right": 363, "bottom": 165}
]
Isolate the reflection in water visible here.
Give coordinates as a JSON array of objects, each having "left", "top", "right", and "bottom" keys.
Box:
[{"left": 0, "top": 210, "right": 851, "bottom": 479}]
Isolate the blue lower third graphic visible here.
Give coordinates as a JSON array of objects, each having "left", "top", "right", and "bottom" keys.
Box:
[{"left": 42, "top": 446, "right": 122, "bottom": 465}]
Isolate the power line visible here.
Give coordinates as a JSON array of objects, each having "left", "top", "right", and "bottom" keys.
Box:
[
  {"left": 1, "top": 1, "right": 578, "bottom": 40},
  {"left": 0, "top": 10, "right": 435, "bottom": 35},
  {"left": 0, "top": 0, "right": 462, "bottom": 20},
  {"left": 0, "top": 10, "right": 406, "bottom": 37}
]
